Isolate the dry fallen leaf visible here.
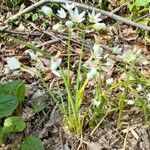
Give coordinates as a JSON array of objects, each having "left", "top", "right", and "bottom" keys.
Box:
[
  {"left": 86, "top": 141, "right": 102, "bottom": 150},
  {"left": 0, "top": 56, "right": 4, "bottom": 72}
]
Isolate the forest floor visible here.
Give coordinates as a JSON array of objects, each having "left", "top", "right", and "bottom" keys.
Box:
[{"left": 0, "top": 0, "right": 150, "bottom": 149}]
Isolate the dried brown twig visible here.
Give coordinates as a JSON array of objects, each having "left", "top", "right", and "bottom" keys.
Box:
[{"left": 6, "top": 0, "right": 150, "bottom": 31}]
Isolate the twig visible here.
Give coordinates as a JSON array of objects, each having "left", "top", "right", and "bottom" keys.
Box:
[
  {"left": 0, "top": 29, "right": 41, "bottom": 36},
  {"left": 6, "top": 0, "right": 150, "bottom": 31},
  {"left": 135, "top": 13, "right": 150, "bottom": 22},
  {"left": 36, "top": 39, "right": 60, "bottom": 47},
  {"left": 90, "top": 107, "right": 111, "bottom": 136}
]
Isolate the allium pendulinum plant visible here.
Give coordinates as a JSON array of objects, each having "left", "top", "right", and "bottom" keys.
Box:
[
  {"left": 107, "top": 51, "right": 150, "bottom": 128},
  {"left": 40, "top": 3, "right": 106, "bottom": 134}
]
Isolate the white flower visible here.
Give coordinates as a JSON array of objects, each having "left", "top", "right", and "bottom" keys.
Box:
[
  {"left": 65, "top": 20, "right": 73, "bottom": 28},
  {"left": 62, "top": 3, "right": 76, "bottom": 12},
  {"left": 127, "top": 100, "right": 134, "bottom": 105},
  {"left": 87, "top": 68, "right": 97, "bottom": 80},
  {"left": 106, "top": 78, "right": 114, "bottom": 85},
  {"left": 69, "top": 7, "right": 86, "bottom": 23},
  {"left": 123, "top": 51, "right": 137, "bottom": 63},
  {"left": 112, "top": 46, "right": 122, "bottom": 54},
  {"left": 92, "top": 43, "right": 103, "bottom": 59},
  {"left": 41, "top": 5, "right": 53, "bottom": 17},
  {"left": 146, "top": 93, "right": 150, "bottom": 102},
  {"left": 136, "top": 84, "right": 143, "bottom": 92},
  {"left": 57, "top": 8, "right": 67, "bottom": 18},
  {"left": 93, "top": 99, "right": 101, "bottom": 107},
  {"left": 51, "top": 58, "right": 62, "bottom": 71},
  {"left": 123, "top": 50, "right": 139, "bottom": 63},
  {"left": 93, "top": 23, "right": 106, "bottom": 30},
  {"left": 6, "top": 57, "right": 21, "bottom": 70},
  {"left": 52, "top": 22, "right": 63, "bottom": 31},
  {"left": 88, "top": 10, "right": 102, "bottom": 23},
  {"left": 25, "top": 50, "right": 38, "bottom": 61}
]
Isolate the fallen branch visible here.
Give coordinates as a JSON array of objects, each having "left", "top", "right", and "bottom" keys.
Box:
[
  {"left": 6, "top": 0, "right": 150, "bottom": 31},
  {"left": 0, "top": 29, "right": 41, "bottom": 36}
]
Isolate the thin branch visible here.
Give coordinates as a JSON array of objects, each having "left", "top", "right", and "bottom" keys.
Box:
[
  {"left": 6, "top": 0, "right": 150, "bottom": 31},
  {"left": 0, "top": 29, "right": 41, "bottom": 36}
]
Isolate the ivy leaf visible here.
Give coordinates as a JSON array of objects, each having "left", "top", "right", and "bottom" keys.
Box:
[
  {"left": 135, "top": 0, "right": 150, "bottom": 6},
  {"left": 21, "top": 136, "right": 44, "bottom": 150},
  {"left": 0, "top": 94, "right": 19, "bottom": 118},
  {"left": 2, "top": 116, "right": 25, "bottom": 133}
]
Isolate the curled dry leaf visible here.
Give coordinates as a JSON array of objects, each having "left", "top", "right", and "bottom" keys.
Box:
[{"left": 0, "top": 56, "right": 4, "bottom": 72}]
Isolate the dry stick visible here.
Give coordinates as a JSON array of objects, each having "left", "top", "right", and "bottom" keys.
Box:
[
  {"left": 90, "top": 107, "right": 111, "bottom": 136},
  {"left": 7, "top": 0, "right": 150, "bottom": 31},
  {"left": 0, "top": 29, "right": 41, "bottom": 36}
]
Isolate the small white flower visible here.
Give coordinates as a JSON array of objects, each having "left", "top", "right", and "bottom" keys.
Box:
[
  {"left": 93, "top": 23, "right": 106, "bottom": 30},
  {"left": 112, "top": 46, "right": 122, "bottom": 54},
  {"left": 52, "top": 22, "right": 63, "bottom": 31},
  {"left": 106, "top": 78, "right": 114, "bottom": 85},
  {"left": 88, "top": 10, "right": 102, "bottom": 23},
  {"left": 146, "top": 93, "right": 150, "bottom": 102},
  {"left": 51, "top": 58, "right": 62, "bottom": 71},
  {"left": 92, "top": 43, "right": 103, "bottom": 59},
  {"left": 127, "top": 100, "right": 134, "bottom": 105},
  {"left": 57, "top": 8, "right": 67, "bottom": 18},
  {"left": 93, "top": 99, "right": 101, "bottom": 107},
  {"left": 62, "top": 3, "right": 76, "bottom": 12},
  {"left": 65, "top": 20, "right": 74, "bottom": 28},
  {"left": 6, "top": 57, "right": 21, "bottom": 70},
  {"left": 25, "top": 50, "right": 38, "bottom": 61},
  {"left": 123, "top": 50, "right": 138, "bottom": 63},
  {"left": 69, "top": 7, "right": 86, "bottom": 23},
  {"left": 41, "top": 5, "right": 53, "bottom": 17},
  {"left": 87, "top": 68, "right": 97, "bottom": 80},
  {"left": 136, "top": 84, "right": 143, "bottom": 92}
]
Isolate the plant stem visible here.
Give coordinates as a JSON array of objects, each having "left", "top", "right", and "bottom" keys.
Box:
[
  {"left": 67, "top": 29, "right": 71, "bottom": 86},
  {"left": 75, "top": 29, "right": 86, "bottom": 108}
]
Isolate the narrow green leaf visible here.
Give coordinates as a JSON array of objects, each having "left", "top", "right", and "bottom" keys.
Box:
[{"left": 135, "top": 0, "right": 150, "bottom": 6}]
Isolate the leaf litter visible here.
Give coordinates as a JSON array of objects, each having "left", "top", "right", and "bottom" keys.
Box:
[{"left": 0, "top": 0, "right": 150, "bottom": 149}]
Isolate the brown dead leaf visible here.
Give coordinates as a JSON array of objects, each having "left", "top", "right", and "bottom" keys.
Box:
[
  {"left": 0, "top": 56, "right": 4, "bottom": 72},
  {"left": 43, "top": 72, "right": 53, "bottom": 81},
  {"left": 141, "top": 70, "right": 150, "bottom": 77},
  {"left": 86, "top": 141, "right": 102, "bottom": 150}
]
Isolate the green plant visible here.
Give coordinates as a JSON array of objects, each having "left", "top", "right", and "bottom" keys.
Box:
[
  {"left": 108, "top": 63, "right": 150, "bottom": 128},
  {"left": 128, "top": 0, "right": 150, "bottom": 22},
  {"left": 0, "top": 80, "right": 26, "bottom": 118},
  {"left": 0, "top": 80, "right": 26, "bottom": 142},
  {"left": 21, "top": 136, "right": 44, "bottom": 150},
  {"left": 2, "top": 116, "right": 25, "bottom": 133}
]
